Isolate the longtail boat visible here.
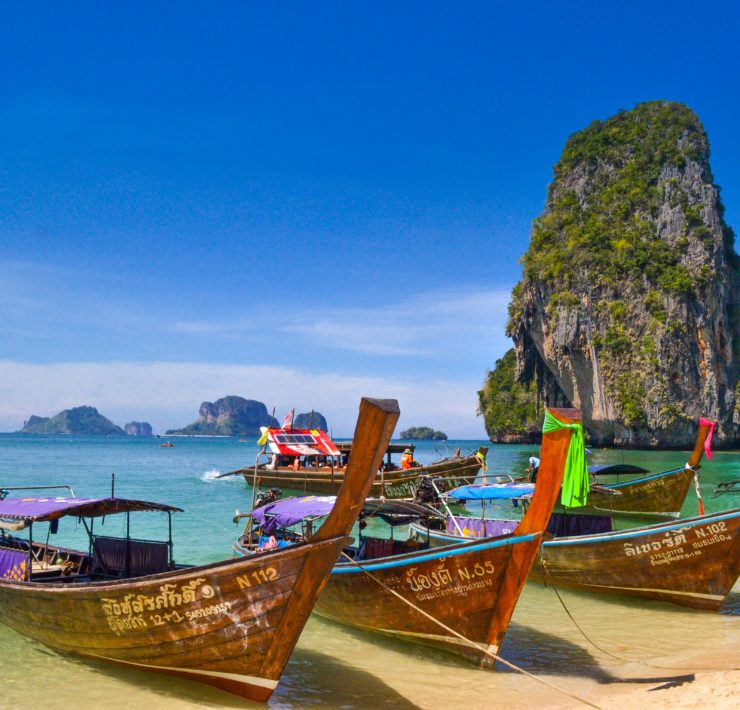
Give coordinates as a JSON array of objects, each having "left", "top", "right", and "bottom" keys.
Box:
[
  {"left": 555, "top": 418, "right": 713, "bottom": 518},
  {"left": 0, "top": 397, "right": 399, "bottom": 702},
  {"left": 531, "top": 508, "right": 740, "bottom": 610},
  {"left": 412, "top": 507, "right": 740, "bottom": 611},
  {"left": 313, "top": 407, "right": 581, "bottom": 666},
  {"left": 220, "top": 425, "right": 486, "bottom": 499},
  {"left": 408, "top": 421, "right": 738, "bottom": 611},
  {"left": 487, "top": 419, "right": 713, "bottom": 519}
]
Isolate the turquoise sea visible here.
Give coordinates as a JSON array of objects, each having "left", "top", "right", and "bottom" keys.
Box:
[{"left": 0, "top": 435, "right": 738, "bottom": 708}]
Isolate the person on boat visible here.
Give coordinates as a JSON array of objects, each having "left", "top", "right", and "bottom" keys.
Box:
[
  {"left": 527, "top": 456, "right": 540, "bottom": 482},
  {"left": 401, "top": 448, "right": 414, "bottom": 470}
]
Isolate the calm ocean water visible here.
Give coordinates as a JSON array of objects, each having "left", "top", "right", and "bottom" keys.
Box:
[{"left": 0, "top": 434, "right": 737, "bottom": 708}]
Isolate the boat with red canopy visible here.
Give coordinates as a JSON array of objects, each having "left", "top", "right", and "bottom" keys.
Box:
[
  {"left": 220, "top": 424, "right": 486, "bottom": 499},
  {"left": 0, "top": 396, "right": 399, "bottom": 702}
]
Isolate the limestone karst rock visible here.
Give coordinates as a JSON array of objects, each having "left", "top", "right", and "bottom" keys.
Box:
[
  {"left": 485, "top": 101, "right": 739, "bottom": 447},
  {"left": 167, "top": 396, "right": 278, "bottom": 436}
]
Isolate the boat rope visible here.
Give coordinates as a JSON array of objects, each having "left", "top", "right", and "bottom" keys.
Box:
[
  {"left": 339, "top": 551, "right": 602, "bottom": 709},
  {"left": 541, "top": 563, "right": 738, "bottom": 672},
  {"left": 541, "top": 562, "right": 622, "bottom": 661}
]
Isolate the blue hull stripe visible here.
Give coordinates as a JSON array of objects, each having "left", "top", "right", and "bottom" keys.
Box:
[
  {"left": 605, "top": 467, "right": 686, "bottom": 489},
  {"left": 544, "top": 509, "right": 740, "bottom": 547},
  {"left": 332, "top": 532, "right": 540, "bottom": 574}
]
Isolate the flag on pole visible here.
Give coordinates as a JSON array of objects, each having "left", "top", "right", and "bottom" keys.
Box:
[{"left": 282, "top": 409, "right": 295, "bottom": 430}]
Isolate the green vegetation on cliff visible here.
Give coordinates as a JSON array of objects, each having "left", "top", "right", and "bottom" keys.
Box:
[
  {"left": 399, "top": 427, "right": 447, "bottom": 440},
  {"left": 516, "top": 101, "right": 735, "bottom": 301},
  {"left": 478, "top": 349, "right": 541, "bottom": 440}
]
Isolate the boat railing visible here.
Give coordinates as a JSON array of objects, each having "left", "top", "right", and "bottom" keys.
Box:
[{"left": 0, "top": 484, "right": 76, "bottom": 499}]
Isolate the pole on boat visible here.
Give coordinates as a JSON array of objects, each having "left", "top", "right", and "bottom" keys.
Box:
[
  {"left": 27, "top": 522, "right": 33, "bottom": 581},
  {"left": 429, "top": 476, "right": 465, "bottom": 537},
  {"left": 167, "top": 511, "right": 174, "bottom": 567},
  {"left": 248, "top": 408, "right": 274, "bottom": 546},
  {"left": 111, "top": 473, "right": 115, "bottom": 498}
]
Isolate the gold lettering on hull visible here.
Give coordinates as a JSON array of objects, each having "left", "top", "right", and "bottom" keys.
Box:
[{"left": 101, "top": 577, "right": 222, "bottom": 635}]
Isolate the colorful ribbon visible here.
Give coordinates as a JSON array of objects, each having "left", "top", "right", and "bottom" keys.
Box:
[
  {"left": 542, "top": 410, "right": 590, "bottom": 508},
  {"left": 698, "top": 417, "right": 715, "bottom": 460}
]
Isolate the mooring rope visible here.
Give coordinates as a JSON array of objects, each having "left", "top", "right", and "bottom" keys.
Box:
[
  {"left": 340, "top": 550, "right": 602, "bottom": 709},
  {"left": 541, "top": 563, "right": 739, "bottom": 673}
]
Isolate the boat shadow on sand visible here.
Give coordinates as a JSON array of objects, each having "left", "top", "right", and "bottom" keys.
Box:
[
  {"left": 24, "top": 640, "right": 418, "bottom": 709},
  {"left": 317, "top": 611, "right": 697, "bottom": 694}
]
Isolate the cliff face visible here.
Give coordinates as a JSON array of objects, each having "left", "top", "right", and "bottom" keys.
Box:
[
  {"left": 506, "top": 101, "right": 739, "bottom": 448},
  {"left": 167, "top": 396, "right": 278, "bottom": 436},
  {"left": 20, "top": 406, "right": 125, "bottom": 435}
]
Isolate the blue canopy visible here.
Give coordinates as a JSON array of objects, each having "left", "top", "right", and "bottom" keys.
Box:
[{"left": 447, "top": 483, "right": 535, "bottom": 501}]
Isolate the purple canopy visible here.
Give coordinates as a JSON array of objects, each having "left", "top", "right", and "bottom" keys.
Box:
[
  {"left": 251, "top": 496, "right": 336, "bottom": 533},
  {"left": 0, "top": 497, "right": 182, "bottom": 522}
]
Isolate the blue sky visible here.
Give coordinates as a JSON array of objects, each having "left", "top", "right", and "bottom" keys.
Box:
[{"left": 1, "top": 2, "right": 739, "bottom": 436}]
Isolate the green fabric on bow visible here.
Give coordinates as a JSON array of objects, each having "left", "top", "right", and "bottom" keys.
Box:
[{"left": 542, "top": 410, "right": 590, "bottom": 508}]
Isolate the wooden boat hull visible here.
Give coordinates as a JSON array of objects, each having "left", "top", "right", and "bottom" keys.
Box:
[
  {"left": 315, "top": 532, "right": 543, "bottom": 665},
  {"left": 533, "top": 509, "right": 740, "bottom": 610},
  {"left": 314, "top": 408, "right": 580, "bottom": 666},
  {"left": 251, "top": 453, "right": 483, "bottom": 498},
  {"left": 0, "top": 397, "right": 401, "bottom": 702},
  {"left": 0, "top": 537, "right": 346, "bottom": 701},
  {"left": 411, "top": 509, "right": 740, "bottom": 611},
  {"left": 557, "top": 466, "right": 695, "bottom": 518}
]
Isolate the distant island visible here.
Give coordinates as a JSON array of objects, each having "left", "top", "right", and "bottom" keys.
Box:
[
  {"left": 19, "top": 406, "right": 125, "bottom": 435},
  {"left": 400, "top": 426, "right": 448, "bottom": 440},
  {"left": 124, "top": 421, "right": 153, "bottom": 437},
  {"left": 166, "top": 396, "right": 278, "bottom": 436},
  {"left": 293, "top": 411, "right": 328, "bottom": 431}
]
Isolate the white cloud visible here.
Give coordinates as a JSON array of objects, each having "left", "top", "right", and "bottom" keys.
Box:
[
  {"left": 0, "top": 360, "right": 488, "bottom": 438},
  {"left": 171, "top": 286, "right": 513, "bottom": 361}
]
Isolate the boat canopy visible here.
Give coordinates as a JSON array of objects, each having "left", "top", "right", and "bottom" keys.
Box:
[
  {"left": 0, "top": 496, "right": 183, "bottom": 523},
  {"left": 251, "top": 495, "right": 336, "bottom": 531},
  {"left": 251, "top": 495, "right": 440, "bottom": 532},
  {"left": 447, "top": 482, "right": 535, "bottom": 501},
  {"left": 262, "top": 428, "right": 341, "bottom": 457},
  {"left": 335, "top": 442, "right": 413, "bottom": 455}
]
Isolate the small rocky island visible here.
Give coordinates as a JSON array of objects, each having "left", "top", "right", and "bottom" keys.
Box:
[
  {"left": 293, "top": 411, "right": 328, "bottom": 431},
  {"left": 19, "top": 406, "right": 125, "bottom": 435},
  {"left": 166, "top": 396, "right": 278, "bottom": 436},
  {"left": 479, "top": 101, "right": 739, "bottom": 448},
  {"left": 400, "top": 427, "right": 448, "bottom": 440},
  {"left": 124, "top": 421, "right": 153, "bottom": 436}
]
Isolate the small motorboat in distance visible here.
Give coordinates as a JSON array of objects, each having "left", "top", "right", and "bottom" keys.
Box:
[{"left": 0, "top": 397, "right": 399, "bottom": 702}]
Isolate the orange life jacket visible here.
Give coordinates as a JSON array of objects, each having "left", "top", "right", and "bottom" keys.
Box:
[{"left": 400, "top": 453, "right": 413, "bottom": 469}]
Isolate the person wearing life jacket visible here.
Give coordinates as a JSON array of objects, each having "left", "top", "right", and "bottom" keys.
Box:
[{"left": 400, "top": 448, "right": 414, "bottom": 470}]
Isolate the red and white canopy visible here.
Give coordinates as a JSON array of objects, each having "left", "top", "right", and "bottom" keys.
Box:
[{"left": 262, "top": 428, "right": 341, "bottom": 458}]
